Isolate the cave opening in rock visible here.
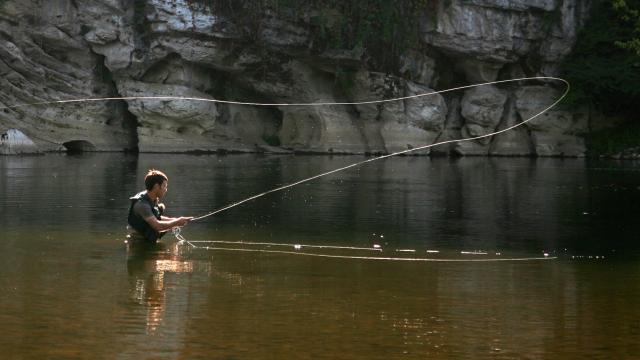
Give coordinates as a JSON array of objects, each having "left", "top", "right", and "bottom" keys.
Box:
[
  {"left": 263, "top": 106, "right": 283, "bottom": 147},
  {"left": 63, "top": 140, "right": 96, "bottom": 153},
  {"left": 93, "top": 53, "right": 139, "bottom": 153},
  {"left": 122, "top": 105, "right": 140, "bottom": 153}
]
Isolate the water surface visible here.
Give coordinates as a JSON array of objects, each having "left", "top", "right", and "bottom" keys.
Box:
[{"left": 1, "top": 154, "right": 638, "bottom": 359}]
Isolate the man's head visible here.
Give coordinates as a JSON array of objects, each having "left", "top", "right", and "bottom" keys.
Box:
[{"left": 145, "top": 169, "right": 168, "bottom": 199}]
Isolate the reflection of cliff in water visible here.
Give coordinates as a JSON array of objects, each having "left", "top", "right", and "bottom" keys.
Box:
[{"left": 198, "top": 155, "right": 587, "bottom": 252}]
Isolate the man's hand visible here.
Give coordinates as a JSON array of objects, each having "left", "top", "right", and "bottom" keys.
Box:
[{"left": 176, "top": 216, "right": 194, "bottom": 227}]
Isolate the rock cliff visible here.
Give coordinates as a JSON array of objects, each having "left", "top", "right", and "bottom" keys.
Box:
[{"left": 0, "top": 0, "right": 592, "bottom": 156}]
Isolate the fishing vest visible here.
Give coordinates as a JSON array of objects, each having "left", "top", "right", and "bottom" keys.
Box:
[{"left": 127, "top": 191, "right": 164, "bottom": 242}]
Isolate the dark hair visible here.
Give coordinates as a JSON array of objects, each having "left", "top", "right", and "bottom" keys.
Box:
[{"left": 145, "top": 169, "right": 168, "bottom": 191}]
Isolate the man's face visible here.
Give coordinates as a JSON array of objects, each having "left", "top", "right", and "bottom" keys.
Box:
[{"left": 155, "top": 180, "right": 168, "bottom": 198}]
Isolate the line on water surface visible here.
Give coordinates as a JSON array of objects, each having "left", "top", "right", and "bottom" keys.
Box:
[
  {"left": 186, "top": 240, "right": 383, "bottom": 251},
  {"left": 183, "top": 241, "right": 557, "bottom": 262}
]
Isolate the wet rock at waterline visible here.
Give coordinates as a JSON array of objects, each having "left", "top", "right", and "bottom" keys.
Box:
[{"left": 0, "top": 0, "right": 589, "bottom": 156}]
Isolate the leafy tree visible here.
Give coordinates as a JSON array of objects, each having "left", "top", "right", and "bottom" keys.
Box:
[
  {"left": 562, "top": 0, "right": 640, "bottom": 117},
  {"left": 612, "top": 0, "right": 640, "bottom": 55},
  {"left": 240, "top": 0, "right": 434, "bottom": 74}
]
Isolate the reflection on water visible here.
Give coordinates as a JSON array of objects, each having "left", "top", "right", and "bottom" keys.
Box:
[
  {"left": 1, "top": 153, "right": 639, "bottom": 359},
  {"left": 126, "top": 243, "right": 195, "bottom": 334}
]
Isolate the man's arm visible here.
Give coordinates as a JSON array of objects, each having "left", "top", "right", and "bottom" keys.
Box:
[
  {"left": 144, "top": 215, "right": 192, "bottom": 232},
  {"left": 134, "top": 202, "right": 192, "bottom": 232}
]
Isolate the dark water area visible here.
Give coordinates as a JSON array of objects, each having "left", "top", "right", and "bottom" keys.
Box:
[{"left": 1, "top": 153, "right": 639, "bottom": 359}]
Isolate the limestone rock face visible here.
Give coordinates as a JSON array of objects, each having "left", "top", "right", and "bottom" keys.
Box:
[
  {"left": 422, "top": 0, "right": 591, "bottom": 80},
  {"left": 422, "top": 1, "right": 546, "bottom": 64},
  {"left": 431, "top": 97, "right": 464, "bottom": 155},
  {"left": 0, "top": 129, "right": 40, "bottom": 154},
  {"left": 516, "top": 86, "right": 587, "bottom": 156},
  {"left": 0, "top": 0, "right": 136, "bottom": 152},
  {"left": 461, "top": 86, "right": 508, "bottom": 132},
  {"left": 489, "top": 98, "right": 534, "bottom": 156},
  {"left": 259, "top": 12, "right": 310, "bottom": 48},
  {"left": 225, "top": 104, "right": 284, "bottom": 152},
  {"left": 0, "top": 0, "right": 590, "bottom": 156},
  {"left": 77, "top": 1, "right": 136, "bottom": 73},
  {"left": 399, "top": 50, "right": 438, "bottom": 87},
  {"left": 116, "top": 79, "right": 219, "bottom": 152},
  {"left": 276, "top": 61, "right": 365, "bottom": 154},
  {"left": 381, "top": 81, "right": 447, "bottom": 155},
  {"left": 454, "top": 86, "right": 508, "bottom": 155},
  {"left": 455, "top": 58, "right": 504, "bottom": 84},
  {"left": 347, "top": 71, "right": 447, "bottom": 155}
]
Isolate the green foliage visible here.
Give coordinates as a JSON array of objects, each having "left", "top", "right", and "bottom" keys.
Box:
[
  {"left": 259, "top": 0, "right": 435, "bottom": 73},
  {"left": 612, "top": 0, "right": 640, "bottom": 55},
  {"left": 262, "top": 134, "right": 281, "bottom": 146},
  {"left": 587, "top": 118, "right": 640, "bottom": 155},
  {"left": 335, "top": 67, "right": 357, "bottom": 93},
  {"left": 561, "top": 0, "right": 640, "bottom": 116}
]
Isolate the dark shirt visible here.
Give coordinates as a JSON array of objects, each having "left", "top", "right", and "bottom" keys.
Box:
[
  {"left": 127, "top": 191, "right": 164, "bottom": 243},
  {"left": 133, "top": 199, "right": 156, "bottom": 220}
]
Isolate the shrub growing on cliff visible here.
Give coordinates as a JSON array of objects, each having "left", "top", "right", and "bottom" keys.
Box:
[
  {"left": 562, "top": 0, "right": 640, "bottom": 117},
  {"left": 243, "top": 0, "right": 434, "bottom": 74},
  {"left": 309, "top": 0, "right": 432, "bottom": 70},
  {"left": 612, "top": 0, "right": 640, "bottom": 55}
]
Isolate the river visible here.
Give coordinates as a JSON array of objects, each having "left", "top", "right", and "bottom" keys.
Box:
[{"left": 1, "top": 153, "right": 638, "bottom": 359}]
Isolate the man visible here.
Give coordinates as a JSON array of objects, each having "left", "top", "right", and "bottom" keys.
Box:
[{"left": 127, "top": 169, "right": 193, "bottom": 243}]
